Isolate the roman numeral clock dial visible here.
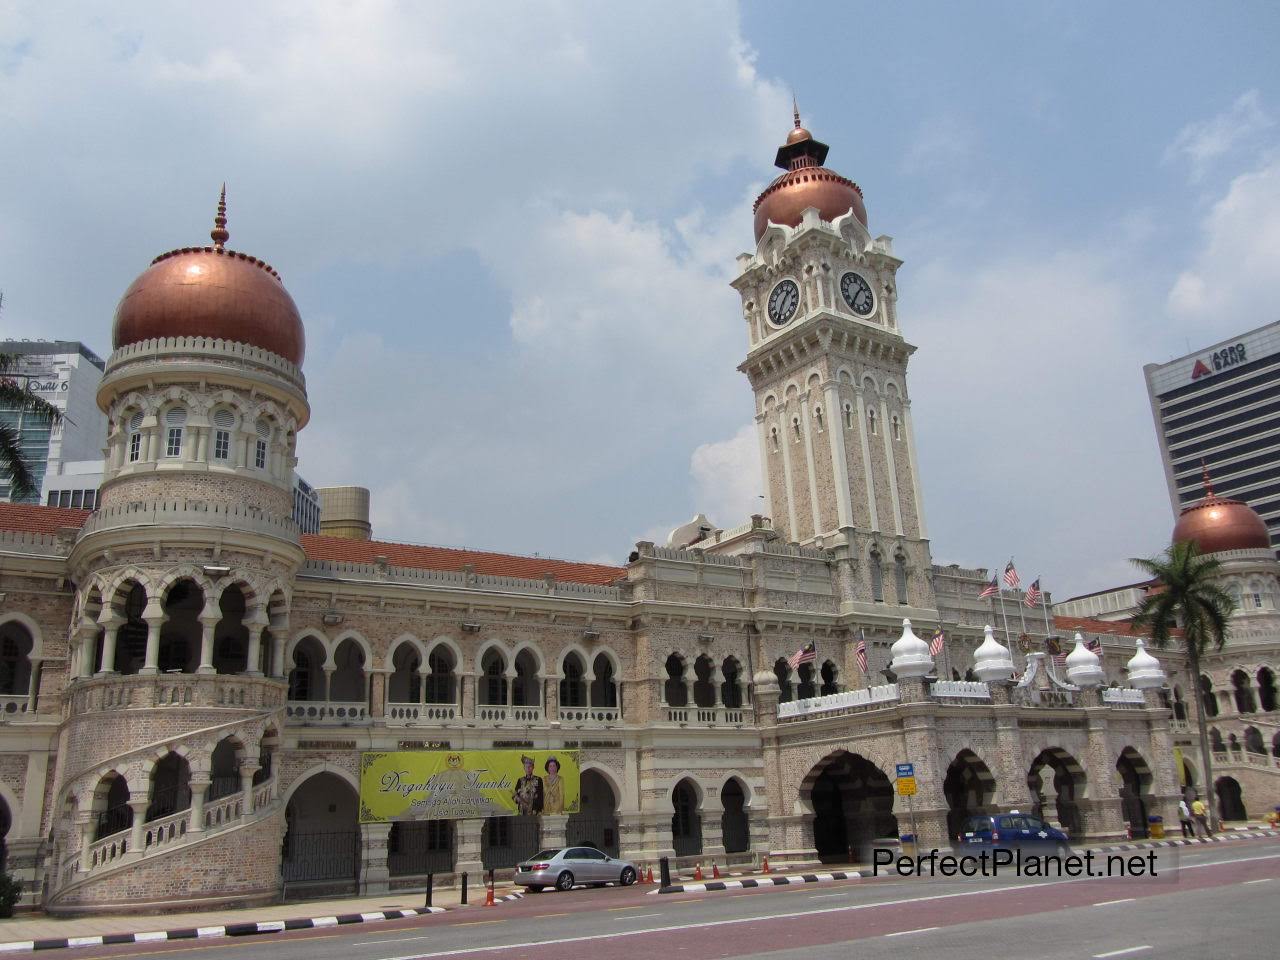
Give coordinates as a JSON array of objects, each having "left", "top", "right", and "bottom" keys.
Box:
[
  {"left": 767, "top": 279, "right": 800, "bottom": 327},
  {"left": 840, "top": 271, "right": 876, "bottom": 317}
]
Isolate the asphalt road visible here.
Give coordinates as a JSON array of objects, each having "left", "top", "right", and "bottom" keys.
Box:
[{"left": 59, "top": 839, "right": 1280, "bottom": 960}]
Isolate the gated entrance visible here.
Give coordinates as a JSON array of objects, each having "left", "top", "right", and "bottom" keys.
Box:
[{"left": 481, "top": 816, "right": 541, "bottom": 870}]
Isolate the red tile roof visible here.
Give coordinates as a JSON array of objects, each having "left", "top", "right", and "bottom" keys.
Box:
[
  {"left": 0, "top": 502, "right": 90, "bottom": 535},
  {"left": 1054, "top": 615, "right": 1182, "bottom": 639},
  {"left": 300, "top": 534, "right": 626, "bottom": 586}
]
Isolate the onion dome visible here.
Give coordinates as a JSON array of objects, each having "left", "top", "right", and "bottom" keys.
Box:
[
  {"left": 972, "top": 624, "right": 1015, "bottom": 682},
  {"left": 1172, "top": 463, "right": 1270, "bottom": 554},
  {"left": 890, "top": 618, "right": 934, "bottom": 679},
  {"left": 112, "top": 187, "right": 306, "bottom": 366},
  {"left": 1125, "top": 637, "right": 1166, "bottom": 689},
  {"left": 1065, "top": 633, "right": 1105, "bottom": 688},
  {"left": 752, "top": 104, "right": 867, "bottom": 243}
]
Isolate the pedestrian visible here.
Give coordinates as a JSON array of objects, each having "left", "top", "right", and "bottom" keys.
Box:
[
  {"left": 1178, "top": 798, "right": 1195, "bottom": 838},
  {"left": 1191, "top": 796, "right": 1210, "bottom": 837}
]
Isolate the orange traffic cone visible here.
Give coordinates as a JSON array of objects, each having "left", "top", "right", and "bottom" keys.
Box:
[
  {"left": 712, "top": 862, "right": 720, "bottom": 879},
  {"left": 762, "top": 855, "right": 770, "bottom": 874},
  {"left": 694, "top": 863, "right": 703, "bottom": 881},
  {"left": 646, "top": 866, "right": 654, "bottom": 884},
  {"left": 484, "top": 883, "right": 496, "bottom": 907}
]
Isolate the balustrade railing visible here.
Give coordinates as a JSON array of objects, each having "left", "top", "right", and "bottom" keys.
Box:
[
  {"left": 72, "top": 673, "right": 285, "bottom": 715},
  {"left": 1212, "top": 750, "right": 1280, "bottom": 770},
  {"left": 664, "top": 705, "right": 745, "bottom": 726},
  {"left": 87, "top": 831, "right": 129, "bottom": 871},
  {"left": 931, "top": 680, "right": 991, "bottom": 700},
  {"left": 559, "top": 705, "right": 621, "bottom": 725},
  {"left": 0, "top": 695, "right": 31, "bottom": 720},
  {"left": 285, "top": 700, "right": 370, "bottom": 724},
  {"left": 476, "top": 704, "right": 545, "bottom": 724},
  {"left": 1102, "top": 688, "right": 1146, "bottom": 706},
  {"left": 142, "top": 809, "right": 189, "bottom": 851},
  {"left": 777, "top": 683, "right": 900, "bottom": 720}
]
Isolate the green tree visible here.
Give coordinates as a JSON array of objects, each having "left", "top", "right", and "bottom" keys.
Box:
[
  {"left": 1129, "top": 540, "right": 1235, "bottom": 829},
  {"left": 0, "top": 353, "right": 63, "bottom": 501}
]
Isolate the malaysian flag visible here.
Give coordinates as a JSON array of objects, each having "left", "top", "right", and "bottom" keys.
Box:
[
  {"left": 787, "top": 641, "right": 816, "bottom": 671},
  {"left": 978, "top": 577, "right": 1000, "bottom": 599},
  {"left": 1085, "top": 636, "right": 1102, "bottom": 653},
  {"left": 1003, "top": 559, "right": 1021, "bottom": 590},
  {"left": 855, "top": 632, "right": 868, "bottom": 673},
  {"left": 929, "top": 628, "right": 945, "bottom": 657},
  {"left": 1024, "top": 578, "right": 1042, "bottom": 608}
]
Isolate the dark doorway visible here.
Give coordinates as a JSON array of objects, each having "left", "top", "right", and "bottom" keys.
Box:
[
  {"left": 807, "top": 753, "right": 897, "bottom": 863},
  {"left": 671, "top": 779, "right": 702, "bottom": 857}
]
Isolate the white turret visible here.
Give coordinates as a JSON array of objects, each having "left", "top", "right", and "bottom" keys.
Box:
[
  {"left": 890, "top": 618, "right": 934, "bottom": 679},
  {"left": 1065, "top": 632, "right": 1105, "bottom": 688},
  {"left": 1125, "top": 638, "right": 1166, "bottom": 689},
  {"left": 972, "top": 624, "right": 1015, "bottom": 681}
]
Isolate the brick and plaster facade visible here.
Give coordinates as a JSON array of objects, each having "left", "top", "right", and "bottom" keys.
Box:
[{"left": 0, "top": 121, "right": 1268, "bottom": 916}]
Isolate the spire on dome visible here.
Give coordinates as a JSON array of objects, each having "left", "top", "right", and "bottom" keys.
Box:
[
  {"left": 211, "top": 184, "right": 229, "bottom": 251},
  {"left": 792, "top": 94, "right": 802, "bottom": 129},
  {"left": 1201, "top": 458, "right": 1215, "bottom": 498}
]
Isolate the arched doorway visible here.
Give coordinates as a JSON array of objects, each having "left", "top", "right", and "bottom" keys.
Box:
[
  {"left": 147, "top": 752, "right": 192, "bottom": 822},
  {"left": 1259, "top": 668, "right": 1278, "bottom": 712},
  {"left": 944, "top": 750, "right": 994, "bottom": 843},
  {"left": 214, "top": 585, "right": 251, "bottom": 674},
  {"left": 805, "top": 752, "right": 897, "bottom": 863},
  {"left": 671, "top": 779, "right": 702, "bottom": 857},
  {"left": 1027, "top": 749, "right": 1085, "bottom": 839},
  {"left": 0, "top": 620, "right": 34, "bottom": 703},
  {"left": 721, "top": 778, "right": 750, "bottom": 856},
  {"left": 1215, "top": 777, "right": 1247, "bottom": 822},
  {"left": 158, "top": 580, "right": 202, "bottom": 673},
  {"left": 282, "top": 772, "right": 360, "bottom": 893},
  {"left": 93, "top": 773, "right": 133, "bottom": 840},
  {"left": 567, "top": 769, "right": 619, "bottom": 855},
  {"left": 1116, "top": 748, "right": 1153, "bottom": 840}
]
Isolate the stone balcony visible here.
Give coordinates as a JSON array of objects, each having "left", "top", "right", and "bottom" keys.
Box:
[{"left": 69, "top": 672, "right": 286, "bottom": 717}]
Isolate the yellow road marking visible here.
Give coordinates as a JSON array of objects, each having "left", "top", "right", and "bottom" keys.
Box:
[
  {"left": 456, "top": 919, "right": 506, "bottom": 926},
  {"left": 608, "top": 905, "right": 646, "bottom": 911},
  {"left": 536, "top": 912, "right": 571, "bottom": 918}
]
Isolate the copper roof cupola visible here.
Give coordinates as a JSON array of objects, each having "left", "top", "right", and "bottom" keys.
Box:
[
  {"left": 752, "top": 103, "right": 867, "bottom": 243},
  {"left": 1172, "top": 463, "right": 1272, "bottom": 554},
  {"left": 111, "top": 188, "right": 306, "bottom": 366}
]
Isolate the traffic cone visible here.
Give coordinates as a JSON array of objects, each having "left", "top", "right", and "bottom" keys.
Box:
[
  {"left": 712, "top": 862, "right": 720, "bottom": 879},
  {"left": 694, "top": 863, "right": 703, "bottom": 881},
  {"left": 646, "top": 866, "right": 654, "bottom": 884},
  {"left": 484, "top": 883, "right": 496, "bottom": 907},
  {"left": 762, "top": 855, "right": 770, "bottom": 874}
]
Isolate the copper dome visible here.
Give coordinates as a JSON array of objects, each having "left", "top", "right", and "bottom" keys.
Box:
[
  {"left": 753, "top": 111, "right": 867, "bottom": 243},
  {"left": 1172, "top": 469, "right": 1272, "bottom": 554},
  {"left": 111, "top": 191, "right": 305, "bottom": 366}
]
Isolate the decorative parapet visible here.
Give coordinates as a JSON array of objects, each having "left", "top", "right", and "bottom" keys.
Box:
[
  {"left": 930, "top": 679, "right": 991, "bottom": 700},
  {"left": 777, "top": 683, "right": 899, "bottom": 720},
  {"left": 0, "top": 528, "right": 73, "bottom": 558},
  {"left": 298, "top": 559, "right": 622, "bottom": 600},
  {"left": 105, "top": 335, "right": 305, "bottom": 390},
  {"left": 1102, "top": 688, "right": 1147, "bottom": 707},
  {"left": 69, "top": 672, "right": 285, "bottom": 716},
  {"left": 79, "top": 500, "right": 300, "bottom": 542}
]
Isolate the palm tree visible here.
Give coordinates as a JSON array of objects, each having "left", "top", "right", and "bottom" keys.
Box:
[
  {"left": 0, "top": 353, "right": 63, "bottom": 501},
  {"left": 1129, "top": 540, "right": 1235, "bottom": 830}
]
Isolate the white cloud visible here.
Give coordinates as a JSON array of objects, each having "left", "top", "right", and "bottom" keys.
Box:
[
  {"left": 690, "top": 423, "right": 764, "bottom": 530},
  {"left": 1164, "top": 90, "right": 1274, "bottom": 181},
  {"left": 1167, "top": 157, "right": 1280, "bottom": 328}
]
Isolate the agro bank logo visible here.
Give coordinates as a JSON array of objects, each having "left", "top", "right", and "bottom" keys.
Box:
[{"left": 1191, "top": 342, "right": 1247, "bottom": 380}]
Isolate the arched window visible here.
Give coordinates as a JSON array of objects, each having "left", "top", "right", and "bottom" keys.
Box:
[
  {"left": 329, "top": 638, "right": 366, "bottom": 702},
  {"left": 773, "top": 658, "right": 793, "bottom": 703},
  {"left": 425, "top": 647, "right": 456, "bottom": 704},
  {"left": 720, "top": 657, "right": 742, "bottom": 709},
  {"left": 791, "top": 417, "right": 801, "bottom": 442},
  {"left": 127, "top": 411, "right": 144, "bottom": 463},
  {"left": 163, "top": 407, "right": 186, "bottom": 458},
  {"left": 1258, "top": 668, "right": 1277, "bottom": 712},
  {"left": 843, "top": 404, "right": 853, "bottom": 429},
  {"left": 869, "top": 550, "right": 884, "bottom": 603},
  {"left": 1172, "top": 685, "right": 1187, "bottom": 721},
  {"left": 1245, "top": 727, "right": 1266, "bottom": 754},
  {"left": 664, "top": 654, "right": 688, "bottom": 707},
  {"left": 1200, "top": 675, "right": 1219, "bottom": 718},
  {"left": 1232, "top": 670, "right": 1257, "bottom": 713},
  {"left": 770, "top": 426, "right": 779, "bottom": 450},
  {"left": 692, "top": 655, "right": 716, "bottom": 708},
  {"left": 867, "top": 408, "right": 877, "bottom": 435},
  {"left": 891, "top": 415, "right": 901, "bottom": 440},
  {"left": 514, "top": 650, "right": 540, "bottom": 707},
  {"left": 288, "top": 637, "right": 326, "bottom": 701},
  {"left": 1248, "top": 580, "right": 1265, "bottom": 609},
  {"left": 819, "top": 660, "right": 839, "bottom": 696},
  {"left": 560, "top": 653, "right": 586, "bottom": 708},
  {"left": 813, "top": 406, "right": 824, "bottom": 431},
  {"left": 0, "top": 621, "right": 34, "bottom": 697},
  {"left": 212, "top": 409, "right": 236, "bottom": 462},
  {"left": 894, "top": 555, "right": 908, "bottom": 605},
  {"left": 388, "top": 643, "right": 421, "bottom": 704},
  {"left": 254, "top": 419, "right": 271, "bottom": 470},
  {"left": 590, "top": 653, "right": 617, "bottom": 708},
  {"left": 1210, "top": 727, "right": 1225, "bottom": 752},
  {"left": 479, "top": 650, "right": 507, "bottom": 706}
]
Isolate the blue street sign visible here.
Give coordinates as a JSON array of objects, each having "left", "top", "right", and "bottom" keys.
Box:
[{"left": 896, "top": 763, "right": 914, "bottom": 778}]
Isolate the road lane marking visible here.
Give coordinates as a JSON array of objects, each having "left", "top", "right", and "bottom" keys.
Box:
[
  {"left": 103, "top": 933, "right": 344, "bottom": 958},
  {"left": 536, "top": 913, "right": 571, "bottom": 918},
  {"left": 456, "top": 920, "right": 506, "bottom": 926},
  {"left": 884, "top": 926, "right": 939, "bottom": 937},
  {"left": 1094, "top": 898, "right": 1136, "bottom": 906},
  {"left": 809, "top": 893, "right": 849, "bottom": 899},
  {"left": 374, "top": 852, "right": 1280, "bottom": 960},
  {"left": 1093, "top": 947, "right": 1151, "bottom": 958},
  {"left": 608, "top": 906, "right": 646, "bottom": 911},
  {"left": 1244, "top": 878, "right": 1273, "bottom": 884}
]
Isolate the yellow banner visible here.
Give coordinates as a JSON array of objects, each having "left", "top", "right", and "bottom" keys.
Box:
[{"left": 359, "top": 750, "right": 580, "bottom": 823}]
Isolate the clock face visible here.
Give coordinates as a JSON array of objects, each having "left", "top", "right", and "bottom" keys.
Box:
[
  {"left": 767, "top": 279, "right": 800, "bottom": 327},
  {"left": 840, "top": 272, "right": 876, "bottom": 317}
]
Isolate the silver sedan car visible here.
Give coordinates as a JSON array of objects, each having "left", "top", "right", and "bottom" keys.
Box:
[{"left": 513, "top": 846, "right": 638, "bottom": 892}]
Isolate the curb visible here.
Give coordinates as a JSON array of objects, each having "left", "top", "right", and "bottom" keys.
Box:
[
  {"left": 0, "top": 892, "right": 527, "bottom": 954},
  {"left": 658, "top": 870, "right": 861, "bottom": 895},
  {"left": 1088, "top": 828, "right": 1279, "bottom": 854}
]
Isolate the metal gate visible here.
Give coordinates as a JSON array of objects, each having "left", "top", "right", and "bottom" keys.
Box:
[
  {"left": 481, "top": 816, "right": 541, "bottom": 870},
  {"left": 566, "top": 816, "right": 619, "bottom": 856},
  {"left": 281, "top": 830, "right": 360, "bottom": 886},
  {"left": 388, "top": 821, "right": 455, "bottom": 876}
]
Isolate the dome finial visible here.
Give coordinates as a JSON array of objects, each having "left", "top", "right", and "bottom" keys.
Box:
[
  {"left": 1200, "top": 458, "right": 1215, "bottom": 498},
  {"left": 211, "top": 183, "right": 230, "bottom": 251},
  {"left": 792, "top": 94, "right": 802, "bottom": 129}
]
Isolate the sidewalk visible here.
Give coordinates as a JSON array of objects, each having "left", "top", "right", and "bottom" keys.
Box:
[{"left": 0, "top": 880, "right": 523, "bottom": 953}]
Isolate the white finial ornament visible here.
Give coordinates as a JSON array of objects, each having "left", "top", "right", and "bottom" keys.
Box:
[
  {"left": 1125, "top": 637, "right": 1166, "bottom": 689},
  {"left": 890, "top": 618, "right": 934, "bottom": 679},
  {"left": 972, "top": 624, "right": 1014, "bottom": 681},
  {"left": 1065, "top": 632, "right": 1105, "bottom": 688}
]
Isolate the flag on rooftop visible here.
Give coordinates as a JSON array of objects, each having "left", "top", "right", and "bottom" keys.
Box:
[
  {"left": 855, "top": 634, "right": 868, "bottom": 674},
  {"left": 979, "top": 577, "right": 1000, "bottom": 599},
  {"left": 929, "top": 628, "right": 945, "bottom": 657},
  {"left": 787, "top": 641, "right": 816, "bottom": 671},
  {"left": 1024, "top": 578, "right": 1042, "bottom": 608},
  {"left": 1003, "top": 559, "right": 1021, "bottom": 589}
]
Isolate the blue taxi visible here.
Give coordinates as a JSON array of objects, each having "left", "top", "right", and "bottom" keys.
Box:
[{"left": 958, "top": 812, "right": 1071, "bottom": 853}]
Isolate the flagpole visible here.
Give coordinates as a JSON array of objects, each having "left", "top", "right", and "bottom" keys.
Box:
[
  {"left": 995, "top": 585, "right": 1014, "bottom": 669},
  {"left": 1039, "top": 582, "right": 1054, "bottom": 637}
]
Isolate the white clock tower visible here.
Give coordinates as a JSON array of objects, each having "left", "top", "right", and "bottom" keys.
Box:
[{"left": 732, "top": 112, "right": 934, "bottom": 610}]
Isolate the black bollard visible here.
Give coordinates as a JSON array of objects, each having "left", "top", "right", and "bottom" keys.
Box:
[
  {"left": 461, "top": 871, "right": 468, "bottom": 905},
  {"left": 424, "top": 872, "right": 433, "bottom": 909},
  {"left": 659, "top": 856, "right": 671, "bottom": 889}
]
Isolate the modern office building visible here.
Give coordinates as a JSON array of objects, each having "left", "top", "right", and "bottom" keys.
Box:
[
  {"left": 0, "top": 340, "right": 108, "bottom": 504},
  {"left": 1145, "top": 321, "right": 1280, "bottom": 556}
]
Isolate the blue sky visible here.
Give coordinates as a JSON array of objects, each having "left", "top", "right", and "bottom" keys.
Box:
[{"left": 2, "top": 1, "right": 1278, "bottom": 598}]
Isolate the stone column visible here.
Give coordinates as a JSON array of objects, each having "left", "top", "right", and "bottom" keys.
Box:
[
  {"left": 454, "top": 818, "right": 484, "bottom": 878},
  {"left": 96, "top": 617, "right": 122, "bottom": 677},
  {"left": 322, "top": 667, "right": 335, "bottom": 704},
  {"left": 188, "top": 777, "right": 211, "bottom": 833},
  {"left": 702, "top": 793, "right": 727, "bottom": 860},
  {"left": 1081, "top": 693, "right": 1125, "bottom": 841},
  {"left": 271, "top": 622, "right": 289, "bottom": 678},
  {"left": 990, "top": 682, "right": 1033, "bottom": 812},
  {"left": 77, "top": 813, "right": 95, "bottom": 872},
  {"left": 460, "top": 671, "right": 477, "bottom": 719},
  {"left": 140, "top": 604, "right": 165, "bottom": 676},
  {"left": 360, "top": 822, "right": 392, "bottom": 895},
  {"left": 245, "top": 615, "right": 268, "bottom": 677},
  {"left": 240, "top": 764, "right": 260, "bottom": 818},
  {"left": 371, "top": 671, "right": 387, "bottom": 718},
  {"left": 127, "top": 797, "right": 150, "bottom": 858},
  {"left": 546, "top": 674, "right": 560, "bottom": 722},
  {"left": 418, "top": 665, "right": 430, "bottom": 708},
  {"left": 541, "top": 814, "right": 569, "bottom": 851},
  {"left": 197, "top": 610, "right": 218, "bottom": 674}
]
